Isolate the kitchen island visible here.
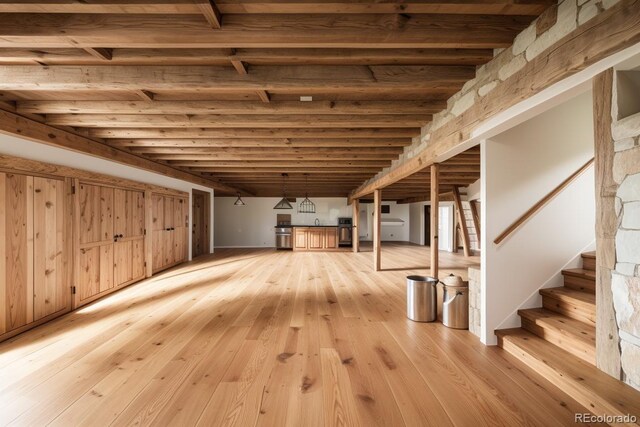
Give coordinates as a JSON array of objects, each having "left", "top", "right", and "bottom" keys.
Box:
[{"left": 292, "top": 226, "right": 341, "bottom": 251}]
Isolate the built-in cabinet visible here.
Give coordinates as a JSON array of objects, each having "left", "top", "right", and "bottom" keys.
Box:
[
  {"left": 0, "top": 172, "right": 71, "bottom": 339},
  {"left": 0, "top": 154, "right": 191, "bottom": 342},
  {"left": 293, "top": 227, "right": 339, "bottom": 251},
  {"left": 76, "top": 183, "right": 147, "bottom": 307},
  {"left": 152, "top": 193, "right": 188, "bottom": 273}
]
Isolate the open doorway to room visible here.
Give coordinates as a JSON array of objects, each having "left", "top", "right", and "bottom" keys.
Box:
[{"left": 191, "top": 189, "right": 211, "bottom": 258}]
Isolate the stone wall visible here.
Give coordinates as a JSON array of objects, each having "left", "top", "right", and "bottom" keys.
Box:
[
  {"left": 468, "top": 267, "right": 482, "bottom": 338},
  {"left": 610, "top": 70, "right": 640, "bottom": 391},
  {"left": 359, "top": 0, "right": 622, "bottom": 188}
]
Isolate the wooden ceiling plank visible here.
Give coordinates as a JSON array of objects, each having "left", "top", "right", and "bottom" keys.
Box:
[
  {"left": 44, "top": 113, "right": 429, "bottom": 128},
  {"left": 17, "top": 100, "right": 446, "bottom": 115},
  {"left": 17, "top": 100, "right": 445, "bottom": 115},
  {"left": 0, "top": 65, "right": 475, "bottom": 91},
  {"left": 0, "top": 14, "right": 533, "bottom": 49},
  {"left": 106, "top": 138, "right": 413, "bottom": 147},
  {"left": 88, "top": 128, "right": 421, "bottom": 139},
  {"left": 0, "top": 47, "right": 494, "bottom": 66},
  {"left": 0, "top": 1, "right": 552, "bottom": 15}
]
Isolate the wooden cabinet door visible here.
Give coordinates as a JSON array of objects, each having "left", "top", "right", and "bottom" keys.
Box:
[
  {"left": 77, "top": 183, "right": 114, "bottom": 306},
  {"left": 113, "top": 189, "right": 145, "bottom": 286},
  {"left": 0, "top": 173, "right": 34, "bottom": 334},
  {"left": 325, "top": 228, "right": 338, "bottom": 249},
  {"left": 294, "top": 228, "right": 307, "bottom": 250},
  {"left": 308, "top": 229, "right": 324, "bottom": 250},
  {"left": 33, "top": 177, "right": 67, "bottom": 321}
]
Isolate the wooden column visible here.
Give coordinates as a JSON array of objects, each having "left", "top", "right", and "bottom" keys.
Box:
[
  {"left": 373, "top": 189, "right": 381, "bottom": 271},
  {"left": 452, "top": 186, "right": 471, "bottom": 257},
  {"left": 144, "top": 189, "right": 153, "bottom": 278},
  {"left": 593, "top": 68, "right": 621, "bottom": 378},
  {"left": 352, "top": 199, "right": 360, "bottom": 253},
  {"left": 430, "top": 164, "right": 439, "bottom": 278}
]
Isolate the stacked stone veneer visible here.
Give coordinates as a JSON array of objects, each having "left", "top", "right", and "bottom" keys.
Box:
[
  {"left": 610, "top": 72, "right": 640, "bottom": 391},
  {"left": 358, "top": 0, "right": 622, "bottom": 189},
  {"left": 468, "top": 267, "right": 482, "bottom": 337}
]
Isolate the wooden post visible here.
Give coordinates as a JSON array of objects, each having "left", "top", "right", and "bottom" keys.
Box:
[
  {"left": 352, "top": 199, "right": 360, "bottom": 253},
  {"left": 593, "top": 68, "right": 621, "bottom": 378},
  {"left": 430, "top": 164, "right": 439, "bottom": 278},
  {"left": 144, "top": 189, "right": 153, "bottom": 278},
  {"left": 373, "top": 189, "right": 381, "bottom": 271},
  {"left": 452, "top": 186, "right": 471, "bottom": 257}
]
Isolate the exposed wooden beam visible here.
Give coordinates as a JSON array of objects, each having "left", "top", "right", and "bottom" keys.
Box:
[
  {"left": 0, "top": 1, "right": 553, "bottom": 15},
  {"left": 349, "top": 0, "right": 640, "bottom": 203},
  {"left": 0, "top": 109, "right": 249, "bottom": 195},
  {"left": 373, "top": 189, "right": 381, "bottom": 271},
  {"left": 452, "top": 186, "right": 471, "bottom": 257},
  {"left": 89, "top": 128, "right": 421, "bottom": 139},
  {"left": 174, "top": 160, "right": 391, "bottom": 168},
  {"left": 430, "top": 163, "right": 439, "bottom": 278},
  {"left": 44, "top": 113, "right": 428, "bottom": 128},
  {"left": 18, "top": 100, "right": 444, "bottom": 115},
  {"left": 0, "top": 14, "right": 532, "bottom": 49},
  {"left": 82, "top": 47, "right": 113, "bottom": 61},
  {"left": 106, "top": 138, "right": 412, "bottom": 148},
  {"left": 0, "top": 65, "right": 475, "bottom": 91},
  {"left": 201, "top": 167, "right": 382, "bottom": 173},
  {"left": 145, "top": 152, "right": 399, "bottom": 161},
  {"left": 130, "top": 147, "right": 402, "bottom": 157},
  {"left": 195, "top": 0, "right": 222, "bottom": 29},
  {"left": 0, "top": 48, "right": 494, "bottom": 66}
]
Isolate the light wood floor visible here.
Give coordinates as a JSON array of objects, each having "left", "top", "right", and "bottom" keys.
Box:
[{"left": 0, "top": 244, "right": 596, "bottom": 426}]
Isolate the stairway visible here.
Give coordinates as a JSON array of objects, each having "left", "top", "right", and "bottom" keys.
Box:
[{"left": 496, "top": 251, "right": 640, "bottom": 419}]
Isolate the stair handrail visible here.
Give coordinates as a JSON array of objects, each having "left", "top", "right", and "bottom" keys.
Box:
[{"left": 493, "top": 157, "right": 595, "bottom": 245}]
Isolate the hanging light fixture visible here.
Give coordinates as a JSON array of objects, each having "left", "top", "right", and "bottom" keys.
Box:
[
  {"left": 233, "top": 192, "right": 246, "bottom": 206},
  {"left": 273, "top": 173, "right": 293, "bottom": 209},
  {"left": 298, "top": 174, "right": 316, "bottom": 213}
]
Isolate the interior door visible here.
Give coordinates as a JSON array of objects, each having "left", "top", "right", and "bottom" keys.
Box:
[
  {"left": 173, "top": 198, "right": 187, "bottom": 263},
  {"left": 163, "top": 196, "right": 175, "bottom": 267},
  {"left": 33, "top": 177, "right": 67, "bottom": 321},
  {"left": 151, "top": 194, "right": 165, "bottom": 273},
  {"left": 113, "top": 189, "right": 145, "bottom": 287},
  {"left": 77, "top": 183, "right": 114, "bottom": 307},
  {"left": 0, "top": 173, "right": 34, "bottom": 334}
]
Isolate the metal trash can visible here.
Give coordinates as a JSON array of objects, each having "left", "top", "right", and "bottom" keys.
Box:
[
  {"left": 442, "top": 274, "right": 469, "bottom": 329},
  {"left": 406, "top": 275, "right": 438, "bottom": 322}
]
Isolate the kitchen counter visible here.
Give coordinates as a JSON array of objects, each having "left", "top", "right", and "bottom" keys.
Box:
[{"left": 274, "top": 225, "right": 339, "bottom": 228}]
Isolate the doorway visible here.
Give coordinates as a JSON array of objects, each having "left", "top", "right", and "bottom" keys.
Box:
[
  {"left": 191, "top": 189, "right": 211, "bottom": 258},
  {"left": 424, "top": 205, "right": 431, "bottom": 245}
]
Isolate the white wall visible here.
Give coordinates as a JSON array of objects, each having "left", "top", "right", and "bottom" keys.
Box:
[
  {"left": 481, "top": 91, "right": 596, "bottom": 344},
  {"left": 361, "top": 201, "right": 410, "bottom": 242},
  {"left": 0, "top": 134, "right": 215, "bottom": 260},
  {"left": 214, "top": 197, "right": 351, "bottom": 247}
]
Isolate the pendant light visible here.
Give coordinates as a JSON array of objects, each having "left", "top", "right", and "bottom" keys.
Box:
[
  {"left": 298, "top": 174, "right": 316, "bottom": 213},
  {"left": 233, "top": 192, "right": 246, "bottom": 206},
  {"left": 273, "top": 173, "right": 293, "bottom": 210}
]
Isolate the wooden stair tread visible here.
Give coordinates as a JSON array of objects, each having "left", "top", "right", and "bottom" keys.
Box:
[
  {"left": 562, "top": 268, "right": 595, "bottom": 280},
  {"left": 496, "top": 328, "right": 640, "bottom": 418},
  {"left": 518, "top": 308, "right": 595, "bottom": 342},
  {"left": 540, "top": 287, "right": 595, "bottom": 306},
  {"left": 581, "top": 251, "right": 596, "bottom": 259},
  {"left": 518, "top": 308, "right": 595, "bottom": 364}
]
